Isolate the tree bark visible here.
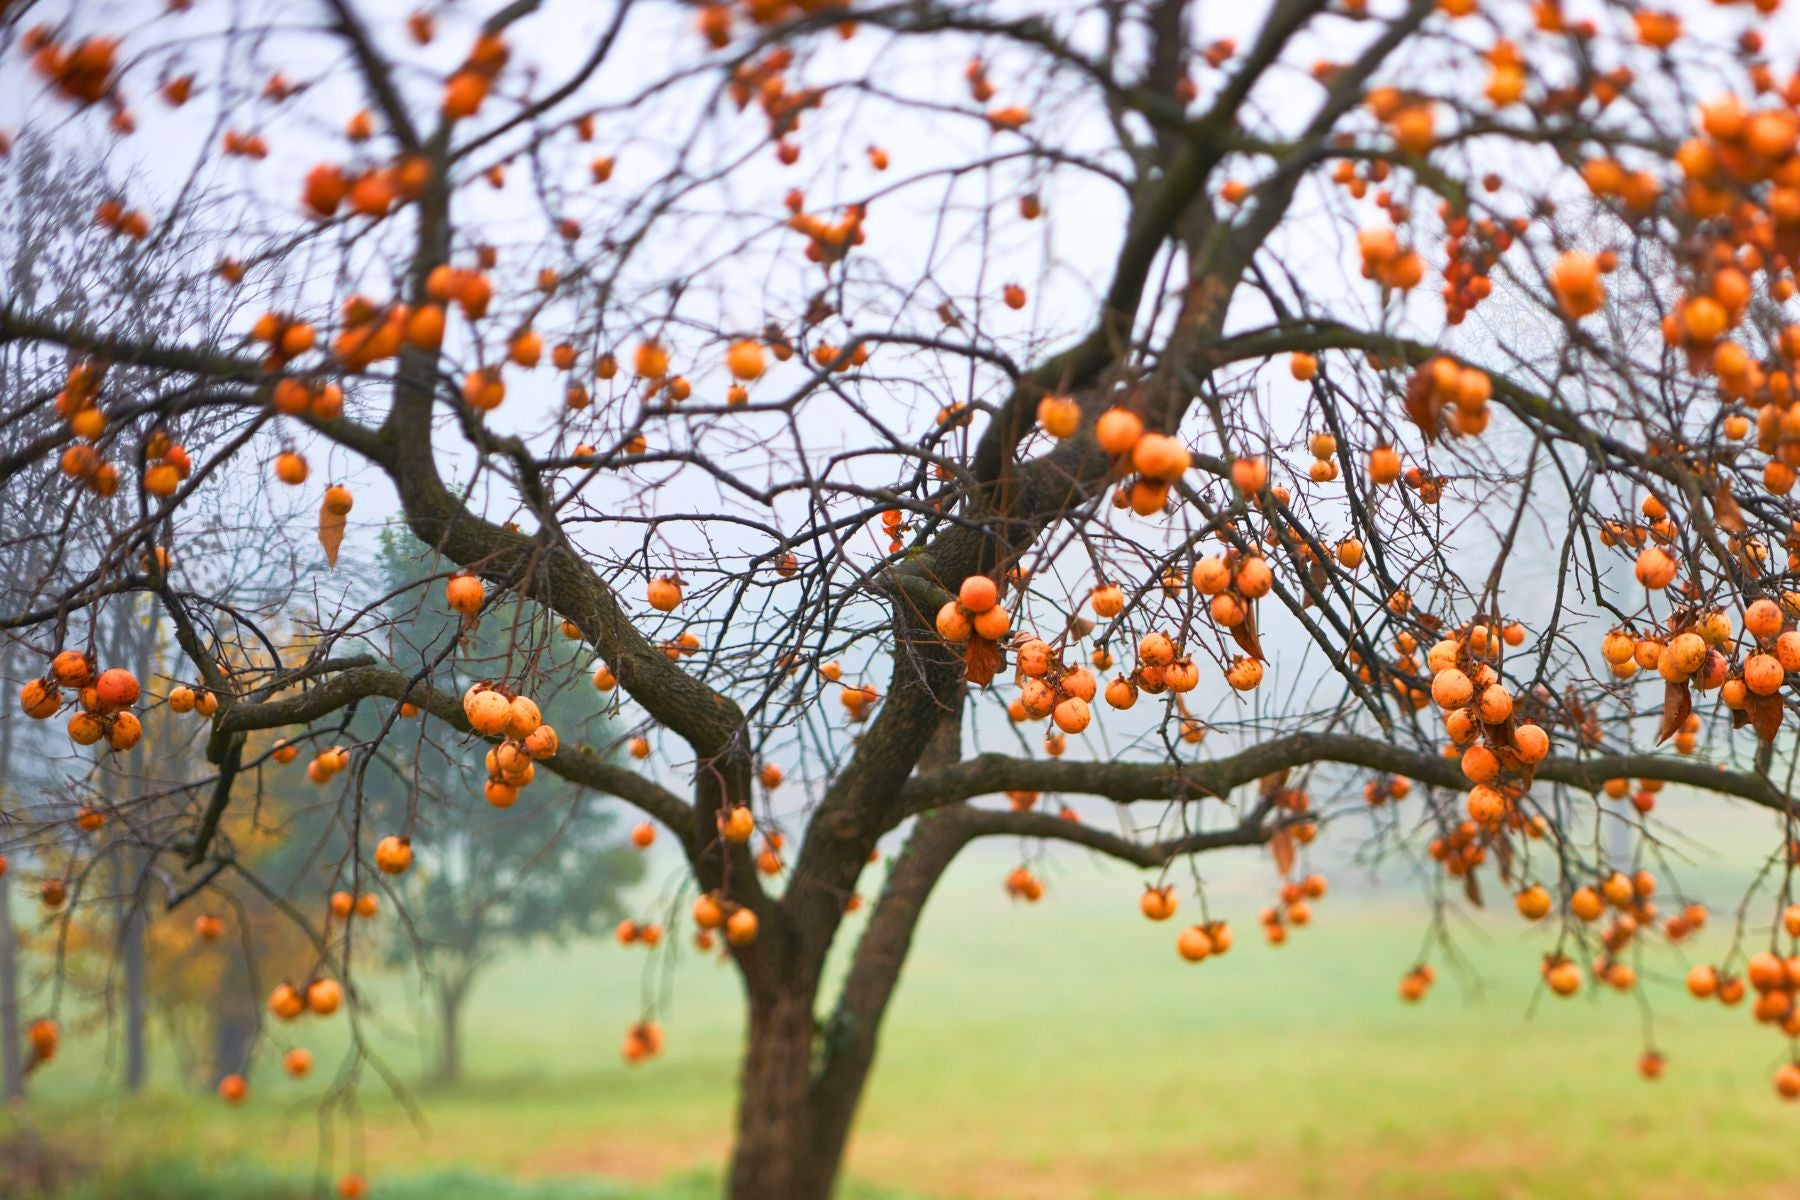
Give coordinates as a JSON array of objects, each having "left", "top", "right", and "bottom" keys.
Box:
[
  {"left": 727, "top": 975, "right": 832, "bottom": 1200},
  {"left": 726, "top": 800, "right": 977, "bottom": 1200}
]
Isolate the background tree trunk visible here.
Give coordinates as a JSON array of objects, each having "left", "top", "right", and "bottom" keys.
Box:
[
  {"left": 210, "top": 999, "right": 258, "bottom": 1087},
  {"left": 120, "top": 876, "right": 147, "bottom": 1094},
  {"left": 436, "top": 977, "right": 466, "bottom": 1084},
  {"left": 0, "top": 684, "right": 22, "bottom": 1103},
  {"left": 0, "top": 881, "right": 21, "bottom": 1102},
  {"left": 120, "top": 601, "right": 153, "bottom": 1094}
]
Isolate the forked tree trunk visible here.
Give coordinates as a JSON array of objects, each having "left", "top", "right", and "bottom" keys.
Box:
[{"left": 725, "top": 807, "right": 975, "bottom": 1200}]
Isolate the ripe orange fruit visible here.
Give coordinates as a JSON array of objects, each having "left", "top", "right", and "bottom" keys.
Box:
[
  {"left": 726, "top": 340, "right": 765, "bottom": 381},
  {"left": 1131, "top": 434, "right": 1190, "bottom": 482},
  {"left": 375, "top": 835, "right": 413, "bottom": 875},
  {"left": 720, "top": 806, "right": 755, "bottom": 843},
  {"left": 1368, "top": 446, "right": 1402, "bottom": 485},
  {"left": 307, "top": 979, "right": 343, "bottom": 1015},
  {"left": 1543, "top": 959, "right": 1581, "bottom": 996},
  {"left": 1513, "top": 723, "right": 1549, "bottom": 763},
  {"left": 1139, "top": 886, "right": 1178, "bottom": 921},
  {"left": 274, "top": 452, "right": 308, "bottom": 485},
  {"left": 726, "top": 907, "right": 759, "bottom": 946},
  {"left": 269, "top": 983, "right": 306, "bottom": 1021},
  {"left": 1052, "top": 696, "right": 1090, "bottom": 734},
  {"left": 1515, "top": 885, "right": 1551, "bottom": 921},
  {"left": 445, "top": 575, "right": 484, "bottom": 614},
  {"left": 1569, "top": 886, "right": 1604, "bottom": 922},
  {"left": 1176, "top": 925, "right": 1214, "bottom": 962},
  {"left": 1430, "top": 668, "right": 1473, "bottom": 709},
  {"left": 1634, "top": 546, "right": 1677, "bottom": 589},
  {"left": 1137, "top": 631, "right": 1175, "bottom": 667},
  {"left": 463, "top": 686, "right": 510, "bottom": 736},
  {"left": 1745, "top": 653, "right": 1785, "bottom": 696},
  {"left": 94, "top": 668, "right": 138, "bottom": 709},
  {"left": 1036, "top": 396, "right": 1080, "bottom": 439},
  {"left": 1476, "top": 684, "right": 1513, "bottom": 724},
  {"left": 647, "top": 576, "right": 683, "bottom": 611},
  {"left": 1094, "top": 408, "right": 1143, "bottom": 456},
  {"left": 957, "top": 575, "right": 998, "bottom": 613},
  {"left": 634, "top": 340, "right": 670, "bottom": 379},
  {"left": 1230, "top": 456, "right": 1268, "bottom": 493}
]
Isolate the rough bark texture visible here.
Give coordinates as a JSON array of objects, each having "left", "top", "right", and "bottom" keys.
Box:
[{"left": 728, "top": 975, "right": 828, "bottom": 1200}]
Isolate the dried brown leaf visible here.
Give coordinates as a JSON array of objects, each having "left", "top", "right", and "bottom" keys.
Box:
[
  {"left": 1713, "top": 482, "right": 1747, "bottom": 534},
  {"left": 1655, "top": 681, "right": 1691, "bottom": 745},
  {"left": 964, "top": 636, "right": 1003, "bottom": 687},
  {"left": 318, "top": 502, "right": 346, "bottom": 569},
  {"left": 1270, "top": 827, "right": 1295, "bottom": 879},
  {"left": 1747, "top": 691, "right": 1784, "bottom": 743},
  {"left": 1232, "top": 604, "right": 1266, "bottom": 662}
]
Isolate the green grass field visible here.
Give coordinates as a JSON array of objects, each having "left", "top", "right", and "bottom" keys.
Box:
[{"left": 12, "top": 790, "right": 1800, "bottom": 1199}]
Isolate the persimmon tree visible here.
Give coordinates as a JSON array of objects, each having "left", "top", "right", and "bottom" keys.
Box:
[{"left": 7, "top": 1, "right": 1800, "bottom": 1197}]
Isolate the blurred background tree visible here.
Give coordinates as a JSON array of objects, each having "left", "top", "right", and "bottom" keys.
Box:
[{"left": 363, "top": 528, "right": 644, "bottom": 1083}]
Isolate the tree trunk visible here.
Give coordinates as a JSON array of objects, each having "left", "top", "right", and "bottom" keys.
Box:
[
  {"left": 0, "top": 696, "right": 21, "bottom": 1104},
  {"left": 725, "top": 821, "right": 972, "bottom": 1200},
  {"left": 121, "top": 608, "right": 153, "bottom": 1093},
  {"left": 726, "top": 979, "right": 836, "bottom": 1200},
  {"left": 121, "top": 887, "right": 147, "bottom": 1093},
  {"left": 436, "top": 979, "right": 465, "bottom": 1084},
  {"left": 0, "top": 880, "right": 21, "bottom": 1102},
  {"left": 210, "top": 1000, "right": 257, "bottom": 1087}
]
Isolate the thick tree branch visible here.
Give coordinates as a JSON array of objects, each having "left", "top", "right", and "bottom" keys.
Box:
[{"left": 901, "top": 733, "right": 1792, "bottom": 818}]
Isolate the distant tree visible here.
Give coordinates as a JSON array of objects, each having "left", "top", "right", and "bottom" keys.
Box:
[{"left": 367, "top": 529, "right": 643, "bottom": 1083}]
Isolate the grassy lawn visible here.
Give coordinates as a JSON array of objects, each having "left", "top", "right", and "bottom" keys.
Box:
[{"left": 11, "top": 790, "right": 1800, "bottom": 1199}]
